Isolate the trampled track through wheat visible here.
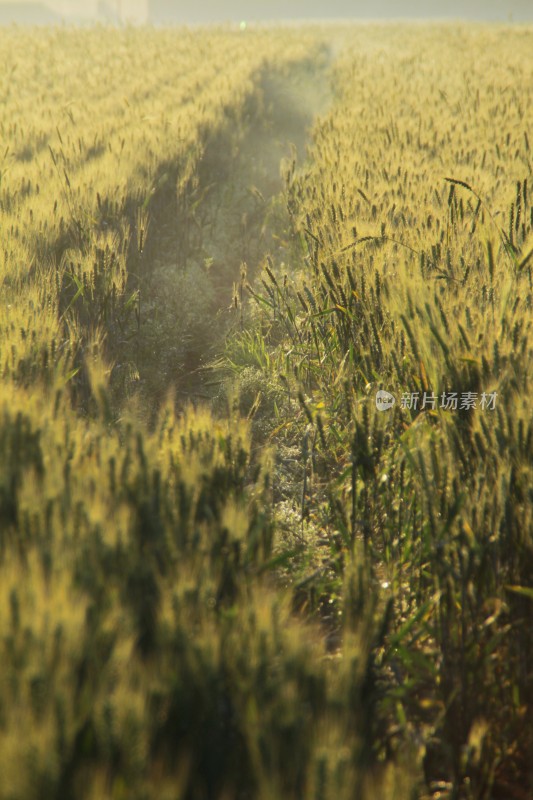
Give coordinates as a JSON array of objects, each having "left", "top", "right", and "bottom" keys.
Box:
[{"left": 133, "top": 54, "right": 333, "bottom": 409}]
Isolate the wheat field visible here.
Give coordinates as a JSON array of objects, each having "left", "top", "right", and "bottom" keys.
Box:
[{"left": 0, "top": 21, "right": 531, "bottom": 800}]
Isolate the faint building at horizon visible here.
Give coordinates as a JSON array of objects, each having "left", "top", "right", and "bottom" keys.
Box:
[
  {"left": 0, "top": 0, "right": 148, "bottom": 23},
  {"left": 97, "top": 0, "right": 147, "bottom": 23},
  {"left": 0, "top": 1, "right": 61, "bottom": 23}
]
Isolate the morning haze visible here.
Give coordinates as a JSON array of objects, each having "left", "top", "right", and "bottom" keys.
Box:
[{"left": 0, "top": 0, "right": 532, "bottom": 24}]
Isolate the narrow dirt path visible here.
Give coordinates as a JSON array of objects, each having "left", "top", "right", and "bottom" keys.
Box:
[
  {"left": 205, "top": 58, "right": 332, "bottom": 266},
  {"left": 129, "top": 53, "right": 333, "bottom": 415}
]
